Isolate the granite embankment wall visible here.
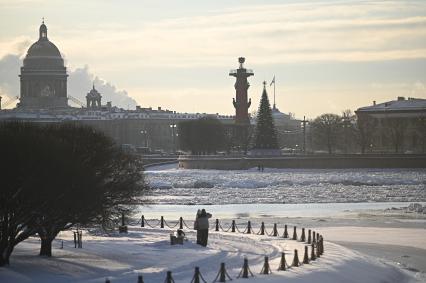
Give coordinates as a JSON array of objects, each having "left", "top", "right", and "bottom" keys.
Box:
[{"left": 178, "top": 155, "right": 426, "bottom": 170}]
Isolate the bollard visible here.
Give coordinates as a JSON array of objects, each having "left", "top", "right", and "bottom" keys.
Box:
[
  {"left": 161, "top": 216, "right": 165, "bottom": 229},
  {"left": 141, "top": 215, "right": 145, "bottom": 227},
  {"left": 231, "top": 220, "right": 236, "bottom": 233},
  {"left": 292, "top": 249, "right": 300, "bottom": 267},
  {"left": 303, "top": 246, "right": 309, "bottom": 264},
  {"left": 215, "top": 219, "right": 219, "bottom": 232},
  {"left": 313, "top": 231, "right": 316, "bottom": 243},
  {"left": 60, "top": 240, "right": 63, "bottom": 249},
  {"left": 119, "top": 213, "right": 128, "bottom": 234},
  {"left": 260, "top": 256, "right": 272, "bottom": 274},
  {"left": 213, "top": 262, "right": 232, "bottom": 282},
  {"left": 316, "top": 243, "right": 321, "bottom": 258},
  {"left": 73, "top": 232, "right": 77, "bottom": 248},
  {"left": 320, "top": 236, "right": 324, "bottom": 255},
  {"left": 311, "top": 243, "right": 316, "bottom": 261},
  {"left": 247, "top": 221, "right": 252, "bottom": 234},
  {"left": 237, "top": 257, "right": 254, "bottom": 278},
  {"left": 260, "top": 222, "right": 265, "bottom": 235},
  {"left": 180, "top": 217, "right": 184, "bottom": 230},
  {"left": 292, "top": 226, "right": 297, "bottom": 240},
  {"left": 137, "top": 275, "right": 144, "bottom": 283},
  {"left": 283, "top": 225, "right": 289, "bottom": 238},
  {"left": 300, "top": 228, "right": 306, "bottom": 242},
  {"left": 273, "top": 223, "right": 278, "bottom": 237},
  {"left": 307, "top": 229, "right": 311, "bottom": 244},
  {"left": 277, "top": 252, "right": 288, "bottom": 271},
  {"left": 79, "top": 231, "right": 83, "bottom": 248},
  {"left": 190, "top": 266, "right": 206, "bottom": 283},
  {"left": 164, "top": 271, "right": 175, "bottom": 283}
]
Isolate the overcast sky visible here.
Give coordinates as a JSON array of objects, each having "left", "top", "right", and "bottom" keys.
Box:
[{"left": 0, "top": 0, "right": 425, "bottom": 118}]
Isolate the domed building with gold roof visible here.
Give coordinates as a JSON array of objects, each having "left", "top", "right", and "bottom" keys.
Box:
[{"left": 19, "top": 20, "right": 68, "bottom": 109}]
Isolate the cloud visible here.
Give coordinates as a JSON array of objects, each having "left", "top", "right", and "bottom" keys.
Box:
[
  {"left": 0, "top": 54, "right": 137, "bottom": 109},
  {"left": 68, "top": 66, "right": 137, "bottom": 109},
  {"left": 46, "top": 0, "right": 426, "bottom": 70}
]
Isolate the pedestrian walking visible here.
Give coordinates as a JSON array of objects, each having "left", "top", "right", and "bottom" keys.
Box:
[{"left": 197, "top": 209, "right": 212, "bottom": 247}]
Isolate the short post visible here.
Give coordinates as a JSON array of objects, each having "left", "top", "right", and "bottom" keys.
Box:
[
  {"left": 292, "top": 226, "right": 297, "bottom": 240},
  {"left": 161, "top": 216, "right": 165, "bottom": 229},
  {"left": 119, "top": 213, "right": 128, "bottom": 233},
  {"left": 277, "top": 252, "right": 288, "bottom": 271},
  {"left": 141, "top": 215, "right": 145, "bottom": 227},
  {"left": 313, "top": 231, "right": 316, "bottom": 243},
  {"left": 213, "top": 262, "right": 232, "bottom": 282},
  {"left": 300, "top": 228, "right": 306, "bottom": 242},
  {"left": 320, "top": 236, "right": 324, "bottom": 255},
  {"left": 303, "top": 246, "right": 309, "bottom": 264},
  {"left": 316, "top": 238, "right": 321, "bottom": 258},
  {"left": 164, "top": 271, "right": 175, "bottom": 283},
  {"left": 179, "top": 217, "right": 184, "bottom": 230},
  {"left": 307, "top": 229, "right": 311, "bottom": 244},
  {"left": 260, "top": 222, "right": 265, "bottom": 235},
  {"left": 191, "top": 266, "right": 206, "bottom": 283},
  {"left": 260, "top": 256, "right": 272, "bottom": 274},
  {"left": 237, "top": 257, "right": 254, "bottom": 278},
  {"left": 137, "top": 275, "right": 144, "bottom": 283},
  {"left": 311, "top": 243, "right": 316, "bottom": 261},
  {"left": 246, "top": 221, "right": 252, "bottom": 234},
  {"left": 215, "top": 219, "right": 219, "bottom": 232},
  {"left": 60, "top": 240, "right": 63, "bottom": 249},
  {"left": 283, "top": 225, "right": 289, "bottom": 238},
  {"left": 78, "top": 231, "right": 83, "bottom": 248},
  {"left": 231, "top": 220, "right": 236, "bottom": 233},
  {"left": 273, "top": 223, "right": 278, "bottom": 237},
  {"left": 73, "top": 232, "right": 77, "bottom": 248},
  {"left": 292, "top": 249, "right": 300, "bottom": 267},
  {"left": 105, "top": 278, "right": 110, "bottom": 283}
]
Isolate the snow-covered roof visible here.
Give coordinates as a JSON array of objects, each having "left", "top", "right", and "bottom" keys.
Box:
[{"left": 357, "top": 97, "right": 426, "bottom": 113}]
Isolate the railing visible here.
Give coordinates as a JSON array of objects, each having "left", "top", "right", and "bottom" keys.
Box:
[{"left": 105, "top": 215, "right": 325, "bottom": 283}]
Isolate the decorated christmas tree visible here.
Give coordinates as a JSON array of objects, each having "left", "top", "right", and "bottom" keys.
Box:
[{"left": 253, "top": 82, "right": 278, "bottom": 149}]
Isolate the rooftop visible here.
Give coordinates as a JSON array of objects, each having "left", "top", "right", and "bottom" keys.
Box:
[{"left": 356, "top": 97, "right": 426, "bottom": 113}]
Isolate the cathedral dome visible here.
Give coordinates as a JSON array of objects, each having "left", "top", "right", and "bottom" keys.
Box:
[
  {"left": 26, "top": 39, "right": 62, "bottom": 58},
  {"left": 23, "top": 21, "right": 64, "bottom": 68}
]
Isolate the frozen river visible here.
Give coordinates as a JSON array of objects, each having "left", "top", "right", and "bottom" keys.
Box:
[{"left": 145, "top": 165, "right": 426, "bottom": 205}]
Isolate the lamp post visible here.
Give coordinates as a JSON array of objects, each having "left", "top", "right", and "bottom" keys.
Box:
[
  {"left": 140, "top": 130, "right": 148, "bottom": 148},
  {"left": 170, "top": 123, "right": 177, "bottom": 153}
]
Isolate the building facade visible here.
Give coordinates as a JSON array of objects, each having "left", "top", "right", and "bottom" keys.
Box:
[{"left": 355, "top": 97, "right": 426, "bottom": 153}]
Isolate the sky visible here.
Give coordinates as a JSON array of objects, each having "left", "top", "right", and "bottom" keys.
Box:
[{"left": 0, "top": 0, "right": 425, "bottom": 118}]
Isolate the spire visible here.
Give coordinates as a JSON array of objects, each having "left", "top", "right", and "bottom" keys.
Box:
[
  {"left": 92, "top": 81, "right": 95, "bottom": 90},
  {"left": 263, "top": 81, "right": 267, "bottom": 89},
  {"left": 39, "top": 18, "right": 47, "bottom": 40}
]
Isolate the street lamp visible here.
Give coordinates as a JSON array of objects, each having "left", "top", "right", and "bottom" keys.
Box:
[
  {"left": 140, "top": 130, "right": 148, "bottom": 148},
  {"left": 170, "top": 123, "right": 177, "bottom": 153}
]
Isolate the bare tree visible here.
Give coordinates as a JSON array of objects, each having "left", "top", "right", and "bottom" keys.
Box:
[
  {"left": 311, "top": 114, "right": 342, "bottom": 154},
  {"left": 0, "top": 122, "right": 145, "bottom": 263},
  {"left": 355, "top": 114, "right": 377, "bottom": 153},
  {"left": 383, "top": 118, "right": 407, "bottom": 153}
]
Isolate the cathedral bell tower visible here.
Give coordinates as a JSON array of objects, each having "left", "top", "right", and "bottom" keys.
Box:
[{"left": 229, "top": 57, "right": 254, "bottom": 125}]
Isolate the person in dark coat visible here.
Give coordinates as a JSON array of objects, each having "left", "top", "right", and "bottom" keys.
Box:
[
  {"left": 194, "top": 209, "right": 201, "bottom": 244},
  {"left": 197, "top": 209, "right": 212, "bottom": 247}
]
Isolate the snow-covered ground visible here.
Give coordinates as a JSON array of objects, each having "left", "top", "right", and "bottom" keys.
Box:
[{"left": 0, "top": 225, "right": 417, "bottom": 283}]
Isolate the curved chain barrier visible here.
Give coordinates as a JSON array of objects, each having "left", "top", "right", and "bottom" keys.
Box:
[
  {"left": 164, "top": 219, "right": 180, "bottom": 229},
  {"left": 144, "top": 219, "right": 161, "bottom": 228},
  {"left": 182, "top": 219, "right": 195, "bottom": 230}
]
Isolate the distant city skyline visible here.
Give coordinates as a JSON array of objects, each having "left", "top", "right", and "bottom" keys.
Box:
[{"left": 0, "top": 0, "right": 425, "bottom": 118}]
